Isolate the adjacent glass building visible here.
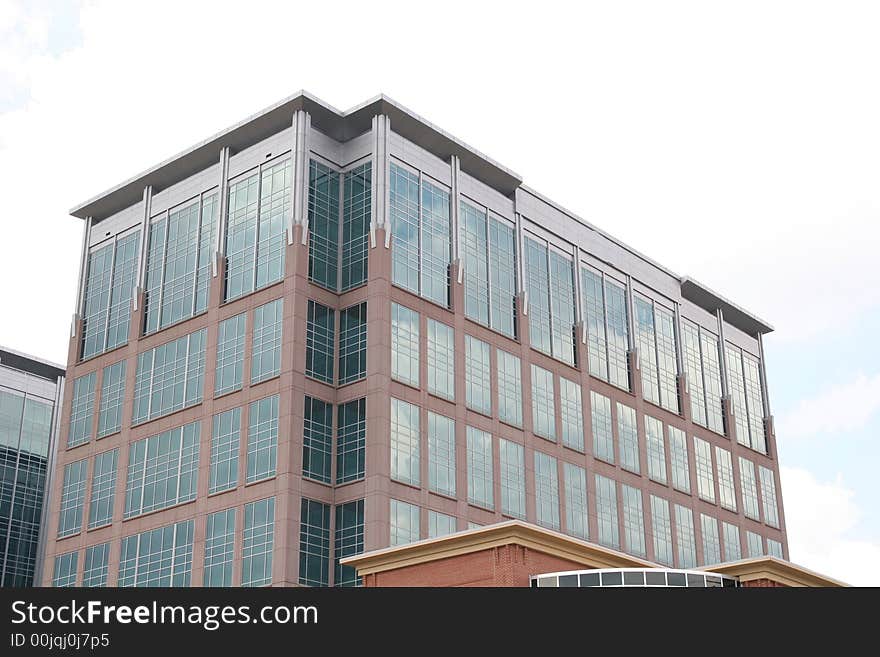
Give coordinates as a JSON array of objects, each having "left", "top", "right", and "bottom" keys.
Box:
[
  {"left": 0, "top": 347, "right": 64, "bottom": 586},
  {"left": 43, "top": 92, "right": 787, "bottom": 587}
]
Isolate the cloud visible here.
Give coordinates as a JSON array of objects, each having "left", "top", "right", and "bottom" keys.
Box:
[
  {"left": 777, "top": 373, "right": 880, "bottom": 440},
  {"left": 781, "top": 466, "right": 880, "bottom": 586}
]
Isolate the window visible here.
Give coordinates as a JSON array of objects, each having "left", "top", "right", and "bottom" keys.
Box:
[
  {"left": 716, "top": 447, "right": 737, "bottom": 512},
  {"left": 53, "top": 551, "right": 78, "bottom": 587},
  {"left": 341, "top": 162, "right": 371, "bottom": 291},
  {"left": 58, "top": 459, "right": 88, "bottom": 537},
  {"left": 497, "top": 350, "right": 522, "bottom": 427},
  {"left": 118, "top": 520, "right": 194, "bottom": 587},
  {"left": 701, "top": 514, "right": 721, "bottom": 565},
  {"left": 760, "top": 466, "right": 780, "bottom": 528},
  {"left": 88, "top": 448, "right": 117, "bottom": 529},
  {"left": 427, "top": 319, "right": 454, "bottom": 400},
  {"left": 651, "top": 496, "right": 673, "bottom": 567},
  {"left": 390, "top": 499, "right": 420, "bottom": 546},
  {"left": 97, "top": 360, "right": 125, "bottom": 438},
  {"left": 531, "top": 364, "right": 555, "bottom": 440},
  {"left": 215, "top": 312, "right": 246, "bottom": 395},
  {"left": 305, "top": 300, "right": 334, "bottom": 384},
  {"left": 634, "top": 297, "right": 679, "bottom": 413},
  {"left": 467, "top": 426, "right": 494, "bottom": 510},
  {"left": 563, "top": 462, "right": 588, "bottom": 540},
  {"left": 132, "top": 328, "right": 207, "bottom": 425},
  {"left": 767, "top": 538, "right": 783, "bottom": 559},
  {"left": 582, "top": 267, "right": 630, "bottom": 391},
  {"left": 204, "top": 508, "right": 235, "bottom": 587},
  {"left": 334, "top": 500, "right": 364, "bottom": 587},
  {"left": 210, "top": 407, "right": 240, "bottom": 494},
  {"left": 723, "top": 522, "right": 742, "bottom": 561},
  {"left": 82, "top": 543, "right": 110, "bottom": 587},
  {"left": 622, "top": 485, "right": 646, "bottom": 558},
  {"left": 391, "top": 303, "right": 419, "bottom": 387},
  {"left": 144, "top": 194, "right": 216, "bottom": 333},
  {"left": 124, "top": 421, "right": 199, "bottom": 518},
  {"left": 459, "top": 201, "right": 517, "bottom": 337},
  {"left": 499, "top": 438, "right": 525, "bottom": 519},
  {"left": 534, "top": 451, "right": 560, "bottom": 530},
  {"left": 338, "top": 302, "right": 367, "bottom": 385},
  {"left": 391, "top": 398, "right": 420, "bottom": 486},
  {"left": 225, "top": 159, "right": 289, "bottom": 301},
  {"left": 466, "top": 336, "right": 491, "bottom": 415},
  {"left": 242, "top": 497, "right": 275, "bottom": 587},
  {"left": 694, "top": 437, "right": 716, "bottom": 503},
  {"left": 428, "top": 412, "right": 455, "bottom": 497},
  {"left": 251, "top": 298, "right": 283, "bottom": 384},
  {"left": 525, "top": 238, "right": 576, "bottom": 364},
  {"left": 595, "top": 475, "right": 619, "bottom": 550},
  {"left": 389, "top": 163, "right": 451, "bottom": 306},
  {"left": 681, "top": 320, "right": 724, "bottom": 434},
  {"left": 560, "top": 377, "right": 584, "bottom": 452},
  {"left": 81, "top": 230, "right": 140, "bottom": 359},
  {"left": 739, "top": 456, "right": 761, "bottom": 521},
  {"left": 299, "top": 499, "right": 330, "bottom": 587},
  {"left": 675, "top": 504, "right": 696, "bottom": 569},
  {"left": 336, "top": 399, "right": 366, "bottom": 484},
  {"left": 428, "top": 510, "right": 457, "bottom": 538},
  {"left": 617, "top": 403, "right": 640, "bottom": 474},
  {"left": 303, "top": 396, "right": 332, "bottom": 484},
  {"left": 747, "top": 531, "right": 764, "bottom": 558},
  {"left": 668, "top": 426, "right": 690, "bottom": 493},
  {"left": 634, "top": 297, "right": 660, "bottom": 407},
  {"left": 726, "top": 345, "right": 767, "bottom": 453},
  {"left": 644, "top": 415, "right": 666, "bottom": 484},
  {"left": 247, "top": 395, "right": 278, "bottom": 483},
  {"left": 591, "top": 391, "right": 614, "bottom": 463},
  {"left": 308, "top": 159, "right": 340, "bottom": 290},
  {"left": 68, "top": 372, "right": 95, "bottom": 448}
]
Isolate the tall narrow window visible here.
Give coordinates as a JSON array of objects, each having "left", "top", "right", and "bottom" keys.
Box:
[
  {"left": 668, "top": 426, "right": 690, "bottom": 493},
  {"left": 701, "top": 514, "right": 721, "bottom": 565},
  {"left": 651, "top": 495, "right": 673, "bottom": 566},
  {"left": 635, "top": 297, "right": 660, "bottom": 407},
  {"left": 499, "top": 438, "right": 525, "bottom": 519},
  {"left": 726, "top": 344, "right": 767, "bottom": 453},
  {"left": 299, "top": 499, "right": 330, "bottom": 587},
  {"left": 525, "top": 238, "right": 575, "bottom": 364},
  {"left": 716, "top": 447, "right": 737, "bottom": 511},
  {"left": 242, "top": 497, "right": 275, "bottom": 587},
  {"left": 767, "top": 539, "right": 783, "bottom": 559},
  {"left": 427, "top": 319, "right": 454, "bottom": 400},
  {"left": 634, "top": 296, "right": 679, "bottom": 413},
  {"left": 428, "top": 412, "right": 455, "bottom": 497},
  {"left": 391, "top": 398, "right": 419, "bottom": 486},
  {"left": 617, "top": 403, "right": 640, "bottom": 474},
  {"left": 723, "top": 522, "right": 742, "bottom": 561},
  {"left": 465, "top": 336, "right": 491, "bottom": 415},
  {"left": 390, "top": 499, "right": 420, "bottom": 546},
  {"left": 694, "top": 437, "right": 715, "bottom": 503},
  {"left": 467, "top": 426, "right": 493, "bottom": 510},
  {"left": 336, "top": 399, "right": 366, "bottom": 484},
  {"left": 560, "top": 377, "right": 584, "bottom": 452},
  {"left": 747, "top": 531, "right": 764, "bottom": 558},
  {"left": 525, "top": 237, "right": 551, "bottom": 356},
  {"left": 497, "top": 349, "right": 523, "bottom": 427},
  {"left": 460, "top": 200, "right": 489, "bottom": 326},
  {"left": 88, "top": 448, "right": 118, "bottom": 529},
  {"left": 97, "top": 360, "right": 125, "bottom": 438},
  {"left": 58, "top": 459, "right": 88, "bottom": 537},
  {"left": 303, "top": 396, "right": 333, "bottom": 484},
  {"left": 549, "top": 251, "right": 576, "bottom": 365},
  {"left": 68, "top": 372, "right": 95, "bottom": 448},
  {"left": 581, "top": 267, "right": 608, "bottom": 381},
  {"left": 210, "top": 407, "right": 240, "bottom": 494},
  {"left": 308, "top": 159, "right": 340, "bottom": 290},
  {"left": 53, "top": 552, "right": 78, "bottom": 587},
  {"left": 338, "top": 302, "right": 366, "bottom": 385},
  {"left": 739, "top": 456, "right": 761, "bottom": 521},
  {"left": 225, "top": 159, "right": 290, "bottom": 301},
  {"left": 251, "top": 298, "right": 283, "bottom": 384},
  {"left": 341, "top": 162, "right": 371, "bottom": 291},
  {"left": 82, "top": 543, "right": 110, "bottom": 587},
  {"left": 595, "top": 474, "right": 619, "bottom": 550},
  {"left": 81, "top": 230, "right": 140, "bottom": 359},
  {"left": 305, "top": 301, "right": 334, "bottom": 384},
  {"left": 247, "top": 395, "right": 278, "bottom": 483},
  {"left": 391, "top": 303, "right": 419, "bottom": 387},
  {"left": 334, "top": 500, "right": 364, "bottom": 587},
  {"left": 534, "top": 451, "right": 560, "bottom": 530},
  {"left": 591, "top": 391, "right": 614, "bottom": 463},
  {"left": 622, "top": 485, "right": 646, "bottom": 558},
  {"left": 531, "top": 364, "right": 555, "bottom": 441},
  {"left": 489, "top": 216, "right": 517, "bottom": 338},
  {"left": 215, "top": 312, "right": 246, "bottom": 396},
  {"left": 760, "top": 466, "right": 780, "bottom": 528},
  {"left": 681, "top": 320, "right": 724, "bottom": 434},
  {"left": 655, "top": 306, "right": 679, "bottom": 413},
  {"left": 144, "top": 194, "right": 217, "bottom": 333},
  {"left": 118, "top": 520, "right": 193, "bottom": 587},
  {"left": 421, "top": 178, "right": 451, "bottom": 306},
  {"left": 563, "top": 462, "right": 588, "bottom": 540},
  {"left": 675, "top": 504, "right": 696, "bottom": 569},
  {"left": 701, "top": 331, "right": 725, "bottom": 434},
  {"left": 204, "top": 508, "right": 235, "bottom": 587},
  {"left": 645, "top": 415, "right": 666, "bottom": 484}
]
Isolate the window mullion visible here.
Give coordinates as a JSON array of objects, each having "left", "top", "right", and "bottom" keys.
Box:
[
  {"left": 191, "top": 197, "right": 204, "bottom": 317},
  {"left": 157, "top": 213, "right": 170, "bottom": 329}
]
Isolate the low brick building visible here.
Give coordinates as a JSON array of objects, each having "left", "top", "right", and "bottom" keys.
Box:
[{"left": 342, "top": 520, "right": 844, "bottom": 588}]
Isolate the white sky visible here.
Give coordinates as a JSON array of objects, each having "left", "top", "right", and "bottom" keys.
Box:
[{"left": 1, "top": 0, "right": 878, "bottom": 585}]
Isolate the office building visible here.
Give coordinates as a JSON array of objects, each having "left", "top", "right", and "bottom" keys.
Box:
[{"left": 42, "top": 92, "right": 787, "bottom": 586}]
